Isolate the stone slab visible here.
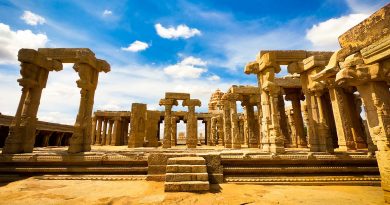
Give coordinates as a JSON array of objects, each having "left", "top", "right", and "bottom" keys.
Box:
[
  {"left": 164, "top": 181, "right": 210, "bottom": 192},
  {"left": 166, "top": 165, "right": 207, "bottom": 173},
  {"left": 167, "top": 157, "right": 205, "bottom": 165},
  {"left": 165, "top": 173, "right": 209, "bottom": 182},
  {"left": 165, "top": 92, "right": 190, "bottom": 100}
]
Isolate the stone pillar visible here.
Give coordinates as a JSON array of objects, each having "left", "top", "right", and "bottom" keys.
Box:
[
  {"left": 91, "top": 116, "right": 97, "bottom": 145},
  {"left": 42, "top": 132, "right": 53, "bottom": 147},
  {"left": 268, "top": 84, "right": 285, "bottom": 153},
  {"left": 238, "top": 116, "right": 245, "bottom": 145},
  {"left": 204, "top": 118, "right": 212, "bottom": 145},
  {"left": 217, "top": 115, "right": 224, "bottom": 146},
  {"left": 230, "top": 98, "right": 241, "bottom": 149},
  {"left": 55, "top": 133, "right": 65, "bottom": 146},
  {"left": 243, "top": 101, "right": 257, "bottom": 148},
  {"left": 111, "top": 117, "right": 121, "bottom": 146},
  {"left": 95, "top": 117, "right": 102, "bottom": 145},
  {"left": 145, "top": 111, "right": 160, "bottom": 147},
  {"left": 183, "top": 99, "right": 201, "bottom": 148},
  {"left": 171, "top": 116, "right": 178, "bottom": 146},
  {"left": 285, "top": 90, "right": 307, "bottom": 148},
  {"left": 68, "top": 59, "right": 110, "bottom": 153},
  {"left": 3, "top": 49, "right": 62, "bottom": 154},
  {"left": 159, "top": 99, "right": 178, "bottom": 148},
  {"left": 106, "top": 120, "right": 113, "bottom": 145},
  {"left": 314, "top": 89, "right": 334, "bottom": 153},
  {"left": 277, "top": 94, "right": 290, "bottom": 146},
  {"left": 101, "top": 118, "right": 108, "bottom": 146},
  {"left": 210, "top": 117, "right": 217, "bottom": 146},
  {"left": 222, "top": 99, "right": 232, "bottom": 148},
  {"left": 286, "top": 108, "right": 297, "bottom": 147},
  {"left": 301, "top": 102, "right": 310, "bottom": 147},
  {"left": 129, "top": 103, "right": 147, "bottom": 148}
]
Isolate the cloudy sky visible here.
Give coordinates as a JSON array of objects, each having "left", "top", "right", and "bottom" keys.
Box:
[{"left": 0, "top": 0, "right": 388, "bottom": 126}]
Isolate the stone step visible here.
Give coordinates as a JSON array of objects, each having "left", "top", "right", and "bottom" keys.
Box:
[
  {"left": 166, "top": 164, "right": 207, "bottom": 173},
  {"left": 166, "top": 173, "right": 209, "bottom": 182},
  {"left": 167, "top": 157, "right": 205, "bottom": 165},
  {"left": 165, "top": 181, "right": 210, "bottom": 192}
]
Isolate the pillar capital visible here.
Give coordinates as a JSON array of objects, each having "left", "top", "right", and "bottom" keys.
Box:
[{"left": 159, "top": 98, "right": 178, "bottom": 107}]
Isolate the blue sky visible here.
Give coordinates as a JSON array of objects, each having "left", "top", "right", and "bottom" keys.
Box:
[{"left": 0, "top": 0, "right": 388, "bottom": 125}]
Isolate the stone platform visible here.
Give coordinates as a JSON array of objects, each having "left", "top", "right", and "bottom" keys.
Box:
[{"left": 0, "top": 145, "right": 381, "bottom": 187}]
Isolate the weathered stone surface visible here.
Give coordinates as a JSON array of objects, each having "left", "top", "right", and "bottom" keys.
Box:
[
  {"left": 165, "top": 92, "right": 190, "bottom": 100},
  {"left": 338, "top": 3, "right": 390, "bottom": 60}
]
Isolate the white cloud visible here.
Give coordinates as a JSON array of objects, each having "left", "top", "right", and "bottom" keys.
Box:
[
  {"left": 102, "top": 9, "right": 112, "bottom": 17},
  {"left": 121, "top": 40, "right": 149, "bottom": 52},
  {"left": 0, "top": 23, "right": 48, "bottom": 64},
  {"left": 163, "top": 56, "right": 207, "bottom": 79},
  {"left": 20, "top": 11, "right": 46, "bottom": 26},
  {"left": 207, "top": 75, "right": 220, "bottom": 81},
  {"left": 306, "top": 14, "right": 369, "bottom": 50},
  {"left": 155, "top": 23, "right": 201, "bottom": 39}
]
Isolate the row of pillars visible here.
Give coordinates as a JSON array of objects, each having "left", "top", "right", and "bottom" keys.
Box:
[{"left": 91, "top": 116, "right": 128, "bottom": 146}]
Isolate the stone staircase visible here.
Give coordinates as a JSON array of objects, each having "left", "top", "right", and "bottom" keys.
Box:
[{"left": 164, "top": 157, "right": 210, "bottom": 192}]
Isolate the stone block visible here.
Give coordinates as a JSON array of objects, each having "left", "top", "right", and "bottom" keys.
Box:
[
  {"left": 165, "top": 92, "right": 190, "bottom": 100},
  {"left": 166, "top": 165, "right": 207, "bottom": 173},
  {"left": 165, "top": 173, "right": 209, "bottom": 182},
  {"left": 164, "top": 181, "right": 210, "bottom": 192},
  {"left": 167, "top": 157, "right": 205, "bottom": 165}
]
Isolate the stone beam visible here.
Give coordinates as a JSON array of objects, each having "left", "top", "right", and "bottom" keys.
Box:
[
  {"left": 274, "top": 76, "right": 301, "bottom": 88},
  {"left": 338, "top": 4, "right": 390, "bottom": 60},
  {"left": 182, "top": 99, "right": 201, "bottom": 107},
  {"left": 229, "top": 85, "right": 260, "bottom": 95},
  {"left": 37, "top": 48, "right": 110, "bottom": 72},
  {"left": 159, "top": 98, "right": 178, "bottom": 106},
  {"left": 165, "top": 92, "right": 190, "bottom": 100},
  {"left": 18, "top": 49, "right": 62, "bottom": 71}
]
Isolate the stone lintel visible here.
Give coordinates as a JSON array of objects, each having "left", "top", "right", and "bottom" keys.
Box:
[
  {"left": 95, "top": 111, "right": 131, "bottom": 117},
  {"left": 302, "top": 54, "right": 333, "bottom": 72},
  {"left": 229, "top": 85, "right": 260, "bottom": 95},
  {"left": 221, "top": 93, "right": 241, "bottom": 101},
  {"left": 18, "top": 49, "right": 63, "bottom": 71},
  {"left": 338, "top": 4, "right": 390, "bottom": 59},
  {"left": 308, "top": 52, "right": 339, "bottom": 82},
  {"left": 159, "top": 98, "right": 178, "bottom": 106},
  {"left": 361, "top": 34, "right": 390, "bottom": 64},
  {"left": 165, "top": 92, "right": 190, "bottom": 100},
  {"left": 38, "top": 48, "right": 108, "bottom": 71},
  {"left": 274, "top": 77, "right": 301, "bottom": 88},
  {"left": 258, "top": 50, "right": 307, "bottom": 65},
  {"left": 183, "top": 99, "right": 201, "bottom": 107}
]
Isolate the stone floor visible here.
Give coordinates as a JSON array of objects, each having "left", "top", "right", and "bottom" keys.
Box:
[{"left": 0, "top": 178, "right": 384, "bottom": 205}]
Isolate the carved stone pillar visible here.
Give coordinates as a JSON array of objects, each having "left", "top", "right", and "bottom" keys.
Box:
[
  {"left": 277, "top": 94, "right": 290, "bottom": 146},
  {"left": 204, "top": 119, "right": 211, "bottom": 146},
  {"left": 314, "top": 89, "right": 334, "bottom": 153},
  {"left": 301, "top": 101, "right": 310, "bottom": 148},
  {"left": 159, "top": 99, "right": 178, "bottom": 148},
  {"left": 216, "top": 115, "right": 224, "bottom": 146},
  {"left": 145, "top": 111, "right": 160, "bottom": 147},
  {"left": 95, "top": 117, "right": 102, "bottom": 145},
  {"left": 55, "top": 133, "right": 65, "bottom": 146},
  {"left": 106, "top": 120, "right": 113, "bottom": 145},
  {"left": 101, "top": 119, "right": 108, "bottom": 146},
  {"left": 111, "top": 117, "right": 121, "bottom": 146},
  {"left": 129, "top": 103, "right": 147, "bottom": 148},
  {"left": 68, "top": 59, "right": 110, "bottom": 153},
  {"left": 3, "top": 49, "right": 62, "bottom": 154},
  {"left": 242, "top": 100, "right": 257, "bottom": 148},
  {"left": 91, "top": 116, "right": 97, "bottom": 145},
  {"left": 222, "top": 99, "right": 232, "bottom": 148},
  {"left": 183, "top": 99, "right": 201, "bottom": 148},
  {"left": 210, "top": 117, "right": 217, "bottom": 146},
  {"left": 171, "top": 116, "right": 178, "bottom": 146},
  {"left": 286, "top": 108, "right": 297, "bottom": 147},
  {"left": 285, "top": 90, "right": 307, "bottom": 148},
  {"left": 230, "top": 98, "right": 241, "bottom": 149}
]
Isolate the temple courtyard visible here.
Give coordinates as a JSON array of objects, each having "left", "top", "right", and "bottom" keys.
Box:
[{"left": 0, "top": 179, "right": 384, "bottom": 205}]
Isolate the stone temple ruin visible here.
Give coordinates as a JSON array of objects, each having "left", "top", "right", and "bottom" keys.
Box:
[{"left": 1, "top": 3, "right": 390, "bottom": 202}]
